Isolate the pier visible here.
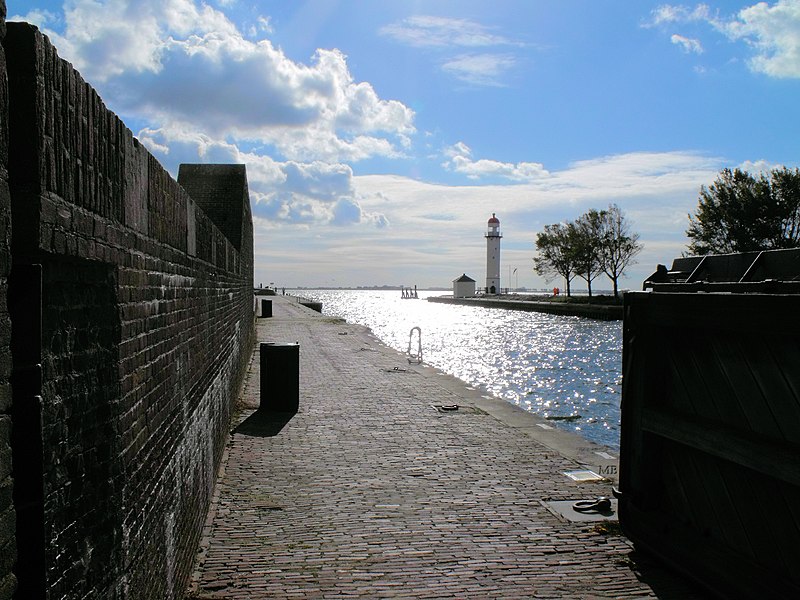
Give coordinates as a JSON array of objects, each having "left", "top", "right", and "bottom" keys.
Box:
[
  {"left": 428, "top": 295, "right": 623, "bottom": 320},
  {"left": 188, "top": 296, "right": 703, "bottom": 598}
]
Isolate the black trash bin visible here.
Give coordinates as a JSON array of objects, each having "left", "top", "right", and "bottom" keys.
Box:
[
  {"left": 260, "top": 299, "right": 272, "bottom": 318},
  {"left": 259, "top": 342, "right": 298, "bottom": 413}
]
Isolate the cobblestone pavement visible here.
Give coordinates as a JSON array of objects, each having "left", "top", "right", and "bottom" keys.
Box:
[{"left": 188, "top": 297, "right": 707, "bottom": 599}]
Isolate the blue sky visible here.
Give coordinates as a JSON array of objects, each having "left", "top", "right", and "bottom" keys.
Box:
[{"left": 12, "top": 1, "right": 800, "bottom": 290}]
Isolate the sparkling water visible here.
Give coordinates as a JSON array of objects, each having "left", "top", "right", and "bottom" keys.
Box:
[{"left": 295, "top": 290, "right": 622, "bottom": 449}]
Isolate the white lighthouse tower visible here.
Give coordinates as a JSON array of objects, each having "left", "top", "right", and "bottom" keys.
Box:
[{"left": 485, "top": 213, "right": 502, "bottom": 294}]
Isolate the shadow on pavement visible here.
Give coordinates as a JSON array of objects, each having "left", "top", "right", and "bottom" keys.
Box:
[
  {"left": 233, "top": 410, "right": 296, "bottom": 437},
  {"left": 626, "top": 550, "right": 713, "bottom": 599}
]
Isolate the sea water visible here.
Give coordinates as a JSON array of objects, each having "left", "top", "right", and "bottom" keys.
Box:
[{"left": 295, "top": 290, "right": 623, "bottom": 450}]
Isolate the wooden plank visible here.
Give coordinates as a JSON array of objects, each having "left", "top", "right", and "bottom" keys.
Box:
[
  {"left": 774, "top": 340, "right": 800, "bottom": 418},
  {"left": 664, "top": 347, "right": 699, "bottom": 416},
  {"left": 750, "top": 339, "right": 800, "bottom": 444},
  {"left": 666, "top": 335, "right": 722, "bottom": 421},
  {"left": 661, "top": 442, "right": 725, "bottom": 541},
  {"left": 619, "top": 315, "right": 650, "bottom": 496},
  {"left": 714, "top": 338, "right": 785, "bottom": 440},
  {"left": 660, "top": 445, "right": 697, "bottom": 527},
  {"left": 744, "top": 473, "right": 800, "bottom": 578},
  {"left": 777, "top": 478, "right": 800, "bottom": 561},
  {"left": 705, "top": 335, "right": 752, "bottom": 429},
  {"left": 692, "top": 446, "right": 787, "bottom": 572},
  {"left": 641, "top": 407, "right": 800, "bottom": 488},
  {"left": 693, "top": 446, "right": 757, "bottom": 560},
  {"left": 629, "top": 293, "right": 800, "bottom": 336}
]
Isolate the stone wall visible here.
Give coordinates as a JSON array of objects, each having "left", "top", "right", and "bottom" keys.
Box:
[
  {"left": 0, "top": 2, "right": 14, "bottom": 599},
  {"left": 1, "top": 16, "right": 255, "bottom": 600}
]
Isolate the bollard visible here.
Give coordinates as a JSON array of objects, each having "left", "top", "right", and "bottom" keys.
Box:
[
  {"left": 261, "top": 299, "right": 272, "bottom": 318},
  {"left": 259, "top": 342, "right": 299, "bottom": 413}
]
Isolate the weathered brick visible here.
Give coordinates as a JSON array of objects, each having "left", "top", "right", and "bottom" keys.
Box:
[{"left": 2, "top": 19, "right": 254, "bottom": 600}]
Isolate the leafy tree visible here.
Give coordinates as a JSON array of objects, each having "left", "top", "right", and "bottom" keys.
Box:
[
  {"left": 599, "top": 204, "right": 642, "bottom": 299},
  {"left": 572, "top": 209, "right": 605, "bottom": 298},
  {"left": 771, "top": 166, "right": 800, "bottom": 246},
  {"left": 533, "top": 223, "right": 577, "bottom": 297},
  {"left": 686, "top": 167, "right": 800, "bottom": 255}
]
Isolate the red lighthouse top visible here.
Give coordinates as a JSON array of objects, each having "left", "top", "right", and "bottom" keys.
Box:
[{"left": 488, "top": 213, "right": 499, "bottom": 224}]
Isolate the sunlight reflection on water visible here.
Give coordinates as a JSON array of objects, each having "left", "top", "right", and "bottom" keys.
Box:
[{"left": 298, "top": 290, "right": 622, "bottom": 449}]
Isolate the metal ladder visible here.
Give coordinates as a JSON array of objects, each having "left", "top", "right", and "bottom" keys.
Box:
[{"left": 407, "top": 326, "right": 422, "bottom": 364}]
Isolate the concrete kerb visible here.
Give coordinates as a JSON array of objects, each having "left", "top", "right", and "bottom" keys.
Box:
[{"left": 399, "top": 358, "right": 620, "bottom": 484}]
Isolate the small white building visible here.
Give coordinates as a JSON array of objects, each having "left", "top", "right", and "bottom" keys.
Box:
[{"left": 453, "top": 273, "right": 476, "bottom": 298}]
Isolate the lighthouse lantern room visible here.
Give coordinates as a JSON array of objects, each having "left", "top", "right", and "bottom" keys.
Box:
[{"left": 485, "top": 213, "right": 502, "bottom": 294}]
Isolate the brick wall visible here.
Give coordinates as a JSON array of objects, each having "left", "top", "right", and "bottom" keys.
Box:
[
  {"left": 0, "top": 2, "right": 14, "bottom": 599},
  {"left": 2, "top": 18, "right": 255, "bottom": 599}
]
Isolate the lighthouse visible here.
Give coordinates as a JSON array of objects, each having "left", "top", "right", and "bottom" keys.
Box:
[{"left": 485, "top": 213, "right": 502, "bottom": 294}]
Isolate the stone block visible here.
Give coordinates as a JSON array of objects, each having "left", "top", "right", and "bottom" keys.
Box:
[
  {"left": 0, "top": 505, "right": 13, "bottom": 550},
  {"left": 0, "top": 385, "right": 9, "bottom": 415}
]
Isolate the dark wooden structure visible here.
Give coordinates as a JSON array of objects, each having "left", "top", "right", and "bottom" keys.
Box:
[{"left": 619, "top": 248, "right": 800, "bottom": 599}]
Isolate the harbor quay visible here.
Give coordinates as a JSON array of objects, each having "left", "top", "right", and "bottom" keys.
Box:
[
  {"left": 188, "top": 296, "right": 705, "bottom": 599},
  {"left": 427, "top": 296, "right": 623, "bottom": 321}
]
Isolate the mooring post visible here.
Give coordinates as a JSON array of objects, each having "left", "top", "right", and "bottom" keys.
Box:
[
  {"left": 260, "top": 298, "right": 272, "bottom": 318},
  {"left": 259, "top": 342, "right": 299, "bottom": 412}
]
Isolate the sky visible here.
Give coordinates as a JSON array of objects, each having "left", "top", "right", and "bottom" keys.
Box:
[{"left": 11, "top": 0, "right": 800, "bottom": 290}]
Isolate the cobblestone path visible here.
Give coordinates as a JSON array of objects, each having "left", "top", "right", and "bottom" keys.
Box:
[{"left": 188, "top": 297, "right": 706, "bottom": 599}]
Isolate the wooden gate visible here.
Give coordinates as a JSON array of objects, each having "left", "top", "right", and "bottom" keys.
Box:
[{"left": 619, "top": 250, "right": 800, "bottom": 599}]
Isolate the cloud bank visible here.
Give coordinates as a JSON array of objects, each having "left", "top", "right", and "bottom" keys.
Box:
[{"left": 15, "top": 0, "right": 412, "bottom": 229}]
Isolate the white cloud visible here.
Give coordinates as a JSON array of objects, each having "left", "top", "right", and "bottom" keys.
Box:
[
  {"left": 9, "top": 9, "right": 59, "bottom": 26},
  {"left": 736, "top": 158, "right": 781, "bottom": 173},
  {"left": 128, "top": 43, "right": 414, "bottom": 161},
  {"left": 647, "top": 2, "right": 800, "bottom": 78},
  {"left": 13, "top": 0, "right": 405, "bottom": 234},
  {"left": 138, "top": 124, "right": 389, "bottom": 228},
  {"left": 671, "top": 33, "right": 704, "bottom": 53},
  {"left": 331, "top": 198, "right": 363, "bottom": 226},
  {"left": 33, "top": 0, "right": 415, "bottom": 164},
  {"left": 645, "top": 4, "right": 711, "bottom": 27},
  {"left": 39, "top": 0, "right": 240, "bottom": 81},
  {"left": 441, "top": 53, "right": 517, "bottom": 87},
  {"left": 379, "top": 15, "right": 517, "bottom": 49},
  {"left": 381, "top": 15, "right": 523, "bottom": 87},
  {"left": 442, "top": 143, "right": 549, "bottom": 181},
  {"left": 716, "top": 0, "right": 800, "bottom": 78},
  {"left": 256, "top": 16, "right": 273, "bottom": 34}
]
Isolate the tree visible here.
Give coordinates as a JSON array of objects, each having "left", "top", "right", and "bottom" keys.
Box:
[
  {"left": 533, "top": 223, "right": 577, "bottom": 297},
  {"left": 599, "top": 204, "right": 642, "bottom": 299},
  {"left": 772, "top": 166, "right": 800, "bottom": 246},
  {"left": 572, "top": 209, "right": 605, "bottom": 298},
  {"left": 686, "top": 167, "right": 800, "bottom": 255}
]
